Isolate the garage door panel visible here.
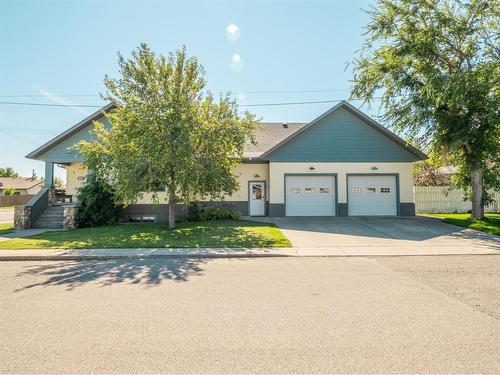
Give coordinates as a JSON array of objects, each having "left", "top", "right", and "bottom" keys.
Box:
[
  {"left": 286, "top": 176, "right": 335, "bottom": 216},
  {"left": 348, "top": 175, "right": 397, "bottom": 216}
]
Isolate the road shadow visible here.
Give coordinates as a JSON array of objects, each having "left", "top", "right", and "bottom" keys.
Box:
[{"left": 15, "top": 257, "right": 208, "bottom": 291}]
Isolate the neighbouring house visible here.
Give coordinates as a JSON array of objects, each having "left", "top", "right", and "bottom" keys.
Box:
[
  {"left": 0, "top": 177, "right": 43, "bottom": 196},
  {"left": 25, "top": 100, "right": 427, "bottom": 223}
]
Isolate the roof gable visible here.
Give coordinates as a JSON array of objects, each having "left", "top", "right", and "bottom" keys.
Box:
[
  {"left": 33, "top": 117, "right": 111, "bottom": 163},
  {"left": 261, "top": 101, "right": 426, "bottom": 162},
  {"left": 26, "top": 101, "right": 426, "bottom": 163},
  {"left": 26, "top": 103, "right": 115, "bottom": 160}
]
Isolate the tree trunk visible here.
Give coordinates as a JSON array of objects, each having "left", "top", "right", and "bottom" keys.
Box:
[
  {"left": 168, "top": 191, "right": 176, "bottom": 229},
  {"left": 471, "top": 162, "right": 485, "bottom": 220}
]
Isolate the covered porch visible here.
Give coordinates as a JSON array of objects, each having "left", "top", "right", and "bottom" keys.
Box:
[{"left": 43, "top": 161, "right": 87, "bottom": 203}]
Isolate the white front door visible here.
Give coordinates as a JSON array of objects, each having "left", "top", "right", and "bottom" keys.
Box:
[
  {"left": 285, "top": 175, "right": 336, "bottom": 216},
  {"left": 348, "top": 175, "right": 397, "bottom": 216},
  {"left": 249, "top": 181, "right": 266, "bottom": 216}
]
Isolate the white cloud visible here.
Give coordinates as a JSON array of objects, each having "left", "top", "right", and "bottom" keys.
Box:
[{"left": 35, "top": 85, "right": 90, "bottom": 115}]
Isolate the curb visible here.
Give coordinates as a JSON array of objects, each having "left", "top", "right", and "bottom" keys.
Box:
[
  {"left": 0, "top": 252, "right": 499, "bottom": 261},
  {"left": 0, "top": 253, "right": 294, "bottom": 261}
]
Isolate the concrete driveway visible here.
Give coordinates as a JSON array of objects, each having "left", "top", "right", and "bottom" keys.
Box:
[{"left": 268, "top": 216, "right": 500, "bottom": 255}]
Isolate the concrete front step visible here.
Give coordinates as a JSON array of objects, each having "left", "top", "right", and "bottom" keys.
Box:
[
  {"left": 37, "top": 215, "right": 64, "bottom": 219},
  {"left": 30, "top": 204, "right": 66, "bottom": 229},
  {"left": 31, "top": 223, "right": 64, "bottom": 229}
]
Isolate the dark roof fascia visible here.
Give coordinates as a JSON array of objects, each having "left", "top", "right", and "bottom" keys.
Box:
[
  {"left": 26, "top": 102, "right": 116, "bottom": 160},
  {"left": 241, "top": 158, "right": 268, "bottom": 163},
  {"left": 259, "top": 100, "right": 428, "bottom": 161}
]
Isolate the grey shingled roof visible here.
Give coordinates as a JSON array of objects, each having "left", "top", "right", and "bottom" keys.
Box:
[
  {"left": 244, "top": 122, "right": 306, "bottom": 159},
  {"left": 0, "top": 177, "right": 43, "bottom": 190}
]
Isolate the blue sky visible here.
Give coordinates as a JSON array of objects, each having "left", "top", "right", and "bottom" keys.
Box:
[{"left": 1, "top": 0, "right": 380, "bottom": 180}]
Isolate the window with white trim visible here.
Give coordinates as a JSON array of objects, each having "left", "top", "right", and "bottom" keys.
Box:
[{"left": 126, "top": 214, "right": 157, "bottom": 223}]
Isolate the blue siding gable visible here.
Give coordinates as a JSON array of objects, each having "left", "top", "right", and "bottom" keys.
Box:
[
  {"left": 265, "top": 107, "right": 419, "bottom": 162},
  {"left": 37, "top": 117, "right": 110, "bottom": 163}
]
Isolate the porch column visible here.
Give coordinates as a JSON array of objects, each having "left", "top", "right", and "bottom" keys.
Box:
[{"left": 44, "top": 162, "right": 54, "bottom": 188}]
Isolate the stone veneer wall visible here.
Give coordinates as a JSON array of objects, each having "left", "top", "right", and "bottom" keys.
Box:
[
  {"left": 63, "top": 205, "right": 78, "bottom": 229},
  {"left": 14, "top": 206, "right": 31, "bottom": 229}
]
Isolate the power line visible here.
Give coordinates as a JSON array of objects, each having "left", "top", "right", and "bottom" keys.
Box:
[
  {"left": 0, "top": 88, "right": 353, "bottom": 98},
  {"left": 243, "top": 88, "right": 352, "bottom": 94},
  {"left": 0, "top": 94, "right": 100, "bottom": 98},
  {"left": 0, "top": 101, "right": 103, "bottom": 108},
  {"left": 0, "top": 98, "right": 377, "bottom": 109},
  {"left": 240, "top": 99, "right": 356, "bottom": 107}
]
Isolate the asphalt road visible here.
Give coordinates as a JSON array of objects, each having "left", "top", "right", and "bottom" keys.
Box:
[{"left": 1, "top": 255, "right": 499, "bottom": 373}]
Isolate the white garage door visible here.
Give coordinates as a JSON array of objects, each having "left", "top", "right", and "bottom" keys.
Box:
[
  {"left": 285, "top": 175, "right": 336, "bottom": 216},
  {"left": 348, "top": 175, "right": 397, "bottom": 216}
]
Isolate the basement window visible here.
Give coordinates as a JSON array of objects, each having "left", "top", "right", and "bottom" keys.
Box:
[{"left": 126, "top": 214, "right": 157, "bottom": 223}]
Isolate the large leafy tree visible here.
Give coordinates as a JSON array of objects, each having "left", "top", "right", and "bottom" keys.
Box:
[
  {"left": 351, "top": 0, "right": 499, "bottom": 218},
  {"left": 0, "top": 167, "right": 19, "bottom": 178},
  {"left": 78, "top": 44, "right": 258, "bottom": 228}
]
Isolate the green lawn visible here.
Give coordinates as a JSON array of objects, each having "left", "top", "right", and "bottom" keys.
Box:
[
  {"left": 423, "top": 213, "right": 500, "bottom": 236},
  {"left": 0, "top": 222, "right": 14, "bottom": 235},
  {"left": 0, "top": 220, "right": 291, "bottom": 249},
  {"left": 0, "top": 206, "right": 14, "bottom": 210}
]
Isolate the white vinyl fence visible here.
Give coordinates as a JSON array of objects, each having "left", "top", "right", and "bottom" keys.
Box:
[{"left": 414, "top": 186, "right": 500, "bottom": 213}]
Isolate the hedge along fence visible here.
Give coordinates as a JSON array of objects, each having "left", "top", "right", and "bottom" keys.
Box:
[
  {"left": 414, "top": 187, "right": 500, "bottom": 214},
  {"left": 0, "top": 194, "right": 35, "bottom": 207}
]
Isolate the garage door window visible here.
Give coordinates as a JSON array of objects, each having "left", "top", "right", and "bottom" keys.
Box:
[
  {"left": 366, "top": 187, "right": 376, "bottom": 193},
  {"left": 304, "top": 188, "right": 316, "bottom": 193},
  {"left": 351, "top": 187, "right": 362, "bottom": 193},
  {"left": 289, "top": 187, "right": 300, "bottom": 194},
  {"left": 320, "top": 187, "right": 330, "bottom": 193},
  {"left": 381, "top": 187, "right": 391, "bottom": 193}
]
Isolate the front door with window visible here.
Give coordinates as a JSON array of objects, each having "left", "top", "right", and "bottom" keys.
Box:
[{"left": 249, "top": 181, "right": 265, "bottom": 216}]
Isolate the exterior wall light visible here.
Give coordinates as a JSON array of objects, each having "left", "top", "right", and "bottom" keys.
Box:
[
  {"left": 309, "top": 166, "right": 315, "bottom": 170},
  {"left": 254, "top": 174, "right": 260, "bottom": 178},
  {"left": 371, "top": 166, "right": 378, "bottom": 170}
]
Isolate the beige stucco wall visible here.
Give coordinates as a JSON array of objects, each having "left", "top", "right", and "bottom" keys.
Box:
[
  {"left": 66, "top": 163, "right": 88, "bottom": 196},
  {"left": 134, "top": 162, "right": 269, "bottom": 204},
  {"left": 222, "top": 163, "right": 269, "bottom": 201},
  {"left": 269, "top": 162, "right": 415, "bottom": 204},
  {"left": 64, "top": 161, "right": 414, "bottom": 206}
]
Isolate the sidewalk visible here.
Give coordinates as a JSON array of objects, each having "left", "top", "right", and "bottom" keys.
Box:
[
  {"left": 0, "top": 228, "right": 60, "bottom": 241},
  {"left": 0, "top": 244, "right": 498, "bottom": 261}
]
